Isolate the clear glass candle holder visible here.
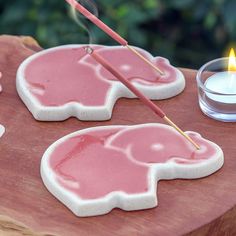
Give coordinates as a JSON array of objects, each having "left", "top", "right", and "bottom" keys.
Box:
[{"left": 196, "top": 58, "right": 236, "bottom": 122}]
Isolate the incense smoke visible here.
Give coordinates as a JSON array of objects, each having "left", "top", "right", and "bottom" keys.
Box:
[{"left": 70, "top": 0, "right": 98, "bottom": 44}]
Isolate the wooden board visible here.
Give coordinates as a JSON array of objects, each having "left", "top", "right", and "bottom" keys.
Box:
[{"left": 0, "top": 35, "right": 236, "bottom": 236}]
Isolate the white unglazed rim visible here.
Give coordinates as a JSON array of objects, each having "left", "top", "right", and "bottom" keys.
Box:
[
  {"left": 16, "top": 45, "right": 185, "bottom": 121},
  {"left": 41, "top": 123, "right": 224, "bottom": 217},
  {"left": 0, "top": 124, "right": 5, "bottom": 138}
]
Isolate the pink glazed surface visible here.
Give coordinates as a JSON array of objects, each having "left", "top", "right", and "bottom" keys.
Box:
[
  {"left": 0, "top": 72, "right": 2, "bottom": 93},
  {"left": 24, "top": 46, "right": 178, "bottom": 107},
  {"left": 49, "top": 125, "right": 217, "bottom": 200}
]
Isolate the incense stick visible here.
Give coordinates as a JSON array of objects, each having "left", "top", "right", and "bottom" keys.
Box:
[
  {"left": 84, "top": 46, "right": 200, "bottom": 150},
  {"left": 65, "top": 0, "right": 164, "bottom": 75},
  {"left": 126, "top": 45, "right": 164, "bottom": 75}
]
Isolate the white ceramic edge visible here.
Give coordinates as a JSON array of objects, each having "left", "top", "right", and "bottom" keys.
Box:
[
  {"left": 0, "top": 124, "right": 5, "bottom": 138},
  {"left": 40, "top": 123, "right": 224, "bottom": 217},
  {"left": 16, "top": 45, "right": 185, "bottom": 121}
]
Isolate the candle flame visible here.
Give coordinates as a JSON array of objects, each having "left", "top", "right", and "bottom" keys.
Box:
[{"left": 228, "top": 48, "right": 236, "bottom": 71}]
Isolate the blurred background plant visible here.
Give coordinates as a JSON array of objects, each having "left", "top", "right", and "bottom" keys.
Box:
[{"left": 0, "top": 0, "right": 236, "bottom": 68}]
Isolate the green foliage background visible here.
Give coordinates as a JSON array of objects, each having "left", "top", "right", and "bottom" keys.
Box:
[{"left": 0, "top": 0, "right": 236, "bottom": 68}]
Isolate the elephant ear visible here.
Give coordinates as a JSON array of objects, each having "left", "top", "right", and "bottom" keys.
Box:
[
  {"left": 17, "top": 45, "right": 185, "bottom": 121},
  {"left": 107, "top": 124, "right": 223, "bottom": 167},
  {"left": 87, "top": 46, "right": 181, "bottom": 85}
]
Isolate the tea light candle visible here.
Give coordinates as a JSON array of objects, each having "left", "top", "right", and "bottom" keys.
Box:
[
  {"left": 205, "top": 72, "right": 236, "bottom": 104},
  {"left": 197, "top": 48, "right": 236, "bottom": 122},
  {"left": 205, "top": 48, "right": 236, "bottom": 104}
]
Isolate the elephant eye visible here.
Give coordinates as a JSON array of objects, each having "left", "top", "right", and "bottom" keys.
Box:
[
  {"left": 151, "top": 143, "right": 164, "bottom": 151},
  {"left": 120, "top": 64, "right": 131, "bottom": 72}
]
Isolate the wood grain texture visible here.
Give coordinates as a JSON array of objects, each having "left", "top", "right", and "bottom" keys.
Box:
[{"left": 0, "top": 35, "right": 236, "bottom": 236}]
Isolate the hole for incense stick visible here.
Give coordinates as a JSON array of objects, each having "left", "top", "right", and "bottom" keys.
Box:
[{"left": 84, "top": 46, "right": 93, "bottom": 54}]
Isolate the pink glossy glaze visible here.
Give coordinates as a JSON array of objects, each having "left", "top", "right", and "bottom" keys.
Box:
[
  {"left": 0, "top": 72, "right": 2, "bottom": 93},
  {"left": 49, "top": 125, "right": 218, "bottom": 200},
  {"left": 25, "top": 46, "right": 179, "bottom": 107},
  {"left": 25, "top": 46, "right": 110, "bottom": 106},
  {"left": 50, "top": 127, "right": 149, "bottom": 199}
]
